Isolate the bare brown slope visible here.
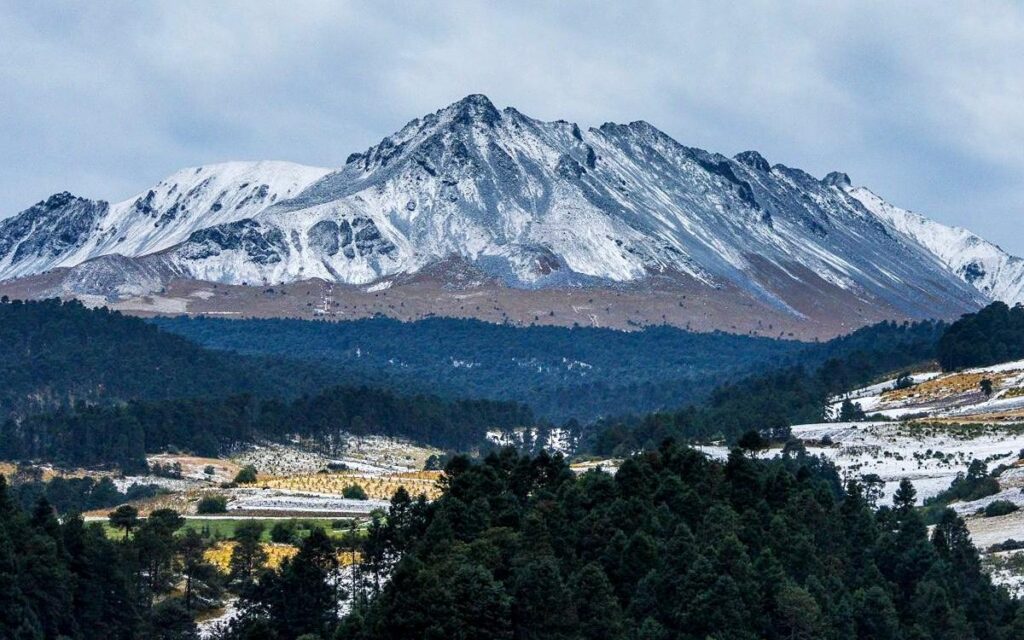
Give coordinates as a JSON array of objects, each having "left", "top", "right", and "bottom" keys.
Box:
[{"left": 0, "top": 257, "right": 970, "bottom": 340}]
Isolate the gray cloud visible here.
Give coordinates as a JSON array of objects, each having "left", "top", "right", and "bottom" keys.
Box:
[{"left": 1, "top": 1, "right": 1022, "bottom": 251}]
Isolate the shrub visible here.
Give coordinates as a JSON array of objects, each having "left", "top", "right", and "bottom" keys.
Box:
[
  {"left": 270, "top": 521, "right": 298, "bottom": 544},
  {"left": 342, "top": 484, "right": 369, "bottom": 500},
  {"left": 984, "top": 500, "right": 1019, "bottom": 518},
  {"left": 893, "top": 372, "right": 915, "bottom": 390},
  {"left": 980, "top": 378, "right": 994, "bottom": 397},
  {"left": 988, "top": 539, "right": 1024, "bottom": 553},
  {"left": 196, "top": 494, "right": 228, "bottom": 514},
  {"left": 150, "top": 461, "right": 183, "bottom": 479},
  {"left": 922, "top": 460, "right": 1002, "bottom": 524},
  {"left": 233, "top": 465, "right": 258, "bottom": 484}
]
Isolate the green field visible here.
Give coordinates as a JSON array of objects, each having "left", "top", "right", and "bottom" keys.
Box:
[{"left": 94, "top": 516, "right": 360, "bottom": 542}]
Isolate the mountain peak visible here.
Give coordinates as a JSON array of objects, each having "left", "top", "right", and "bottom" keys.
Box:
[
  {"left": 2, "top": 96, "right": 1017, "bottom": 330},
  {"left": 40, "top": 191, "right": 84, "bottom": 209},
  {"left": 445, "top": 94, "right": 501, "bottom": 126},
  {"left": 823, "top": 171, "right": 852, "bottom": 188},
  {"left": 454, "top": 93, "right": 495, "bottom": 108},
  {"left": 734, "top": 151, "right": 771, "bottom": 172}
]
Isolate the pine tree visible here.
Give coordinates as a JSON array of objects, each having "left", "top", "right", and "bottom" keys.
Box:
[
  {"left": 570, "top": 562, "right": 625, "bottom": 639},
  {"left": 228, "top": 520, "right": 267, "bottom": 587},
  {"left": 511, "top": 555, "right": 577, "bottom": 639},
  {"left": 109, "top": 504, "right": 140, "bottom": 541},
  {"left": 178, "top": 529, "right": 208, "bottom": 610},
  {"left": 775, "top": 583, "right": 822, "bottom": 640},
  {"left": 893, "top": 478, "right": 917, "bottom": 512}
]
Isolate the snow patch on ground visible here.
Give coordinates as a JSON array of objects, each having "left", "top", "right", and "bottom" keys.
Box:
[
  {"left": 829, "top": 361, "right": 1024, "bottom": 424},
  {"left": 486, "top": 427, "right": 575, "bottom": 455},
  {"left": 227, "top": 489, "right": 388, "bottom": 515},
  {"left": 789, "top": 421, "right": 1024, "bottom": 504}
]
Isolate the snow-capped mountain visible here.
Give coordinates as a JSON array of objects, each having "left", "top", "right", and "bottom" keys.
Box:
[
  {"left": 842, "top": 179, "right": 1024, "bottom": 304},
  {"left": 153, "top": 94, "right": 984, "bottom": 317},
  {"left": 0, "top": 161, "right": 330, "bottom": 280},
  {"left": 0, "top": 95, "right": 1019, "bottom": 329}
]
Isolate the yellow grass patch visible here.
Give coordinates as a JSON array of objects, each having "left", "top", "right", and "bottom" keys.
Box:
[
  {"left": 916, "top": 409, "right": 1024, "bottom": 425},
  {"left": 883, "top": 372, "right": 1013, "bottom": 403},
  {"left": 203, "top": 541, "right": 361, "bottom": 572},
  {"left": 204, "top": 541, "right": 296, "bottom": 572},
  {"left": 147, "top": 454, "right": 242, "bottom": 482},
  {"left": 83, "top": 489, "right": 201, "bottom": 519},
  {"left": 0, "top": 462, "right": 105, "bottom": 482},
  {"left": 261, "top": 470, "right": 443, "bottom": 501}
]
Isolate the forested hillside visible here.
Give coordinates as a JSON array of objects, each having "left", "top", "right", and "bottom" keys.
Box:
[
  {"left": 0, "top": 386, "right": 533, "bottom": 470},
  {"left": 0, "top": 298, "right": 946, "bottom": 434},
  {"left": 0, "top": 298, "right": 328, "bottom": 420},
  {"left": 938, "top": 301, "right": 1024, "bottom": 370},
  {"left": 219, "top": 445, "right": 1024, "bottom": 639},
  {"left": 1, "top": 299, "right": 949, "bottom": 470},
  {"left": 151, "top": 316, "right": 811, "bottom": 422},
  {"left": 590, "top": 319, "right": 944, "bottom": 453}
]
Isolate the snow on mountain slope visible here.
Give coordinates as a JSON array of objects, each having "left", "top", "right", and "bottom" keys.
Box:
[
  {"left": 145, "top": 95, "right": 983, "bottom": 320},
  {"left": 0, "top": 161, "right": 330, "bottom": 280},
  {"left": 843, "top": 180, "right": 1024, "bottom": 305},
  {"left": 0, "top": 193, "right": 108, "bottom": 278},
  {"left": 0, "top": 95, "right": 1006, "bottom": 328}
]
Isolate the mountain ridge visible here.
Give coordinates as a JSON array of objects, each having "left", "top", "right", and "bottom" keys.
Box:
[
  {"left": 0, "top": 160, "right": 330, "bottom": 280},
  {"left": 0, "top": 94, "right": 1018, "bottom": 334}
]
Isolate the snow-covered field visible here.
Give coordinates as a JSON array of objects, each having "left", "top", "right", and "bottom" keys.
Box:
[
  {"left": 984, "top": 552, "right": 1024, "bottom": 598},
  {"left": 789, "top": 421, "right": 1024, "bottom": 504},
  {"left": 226, "top": 489, "right": 388, "bottom": 515},
  {"left": 829, "top": 360, "right": 1024, "bottom": 423},
  {"left": 803, "top": 361, "right": 1024, "bottom": 592},
  {"left": 233, "top": 436, "right": 438, "bottom": 477}
]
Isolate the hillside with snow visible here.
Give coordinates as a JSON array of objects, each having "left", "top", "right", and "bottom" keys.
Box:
[
  {"left": 0, "top": 161, "right": 330, "bottom": 280},
  {"left": 805, "top": 360, "right": 1024, "bottom": 593},
  {"left": 845, "top": 181, "right": 1024, "bottom": 305},
  {"left": 2, "top": 95, "right": 1021, "bottom": 330}
]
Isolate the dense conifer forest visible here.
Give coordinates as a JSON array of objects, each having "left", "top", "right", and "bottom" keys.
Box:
[
  {"left": 590, "top": 319, "right": 944, "bottom": 453},
  {"left": 4, "top": 445, "right": 1021, "bottom": 639},
  {"left": 0, "top": 386, "right": 533, "bottom": 471},
  {"left": 151, "top": 315, "right": 812, "bottom": 422},
  {"left": 152, "top": 315, "right": 947, "bottom": 424},
  {"left": 0, "top": 298, "right": 949, "bottom": 470},
  {"left": 938, "top": 301, "right": 1024, "bottom": 370},
  {"left": 327, "top": 445, "right": 1024, "bottom": 640},
  {"left": 0, "top": 299, "right": 328, "bottom": 420}
]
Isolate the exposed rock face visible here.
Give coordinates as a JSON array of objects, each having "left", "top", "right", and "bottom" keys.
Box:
[{"left": 0, "top": 193, "right": 108, "bottom": 277}]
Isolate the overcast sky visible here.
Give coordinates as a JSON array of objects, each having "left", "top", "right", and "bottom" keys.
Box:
[{"left": 2, "top": 1, "right": 1022, "bottom": 251}]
